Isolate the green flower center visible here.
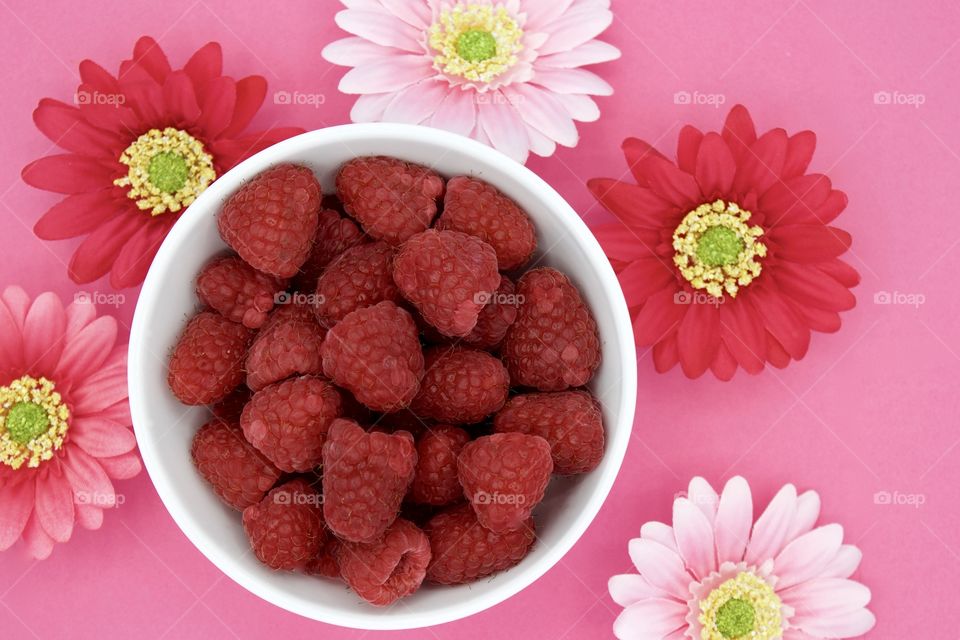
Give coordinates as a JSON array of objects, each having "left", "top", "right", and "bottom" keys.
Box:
[
  {"left": 456, "top": 29, "right": 497, "bottom": 62},
  {"left": 6, "top": 402, "right": 49, "bottom": 444},
  {"left": 148, "top": 151, "right": 189, "bottom": 193},
  {"left": 715, "top": 598, "right": 755, "bottom": 638},
  {"left": 696, "top": 225, "right": 745, "bottom": 267}
]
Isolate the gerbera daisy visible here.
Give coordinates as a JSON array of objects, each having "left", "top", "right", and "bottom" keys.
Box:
[
  {"left": 0, "top": 287, "right": 139, "bottom": 559},
  {"left": 610, "top": 477, "right": 875, "bottom": 639},
  {"left": 23, "top": 36, "right": 304, "bottom": 288},
  {"left": 322, "top": 0, "right": 620, "bottom": 163},
  {"left": 588, "top": 105, "right": 859, "bottom": 380}
]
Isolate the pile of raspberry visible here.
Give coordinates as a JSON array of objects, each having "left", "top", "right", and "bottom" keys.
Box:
[{"left": 168, "top": 158, "right": 604, "bottom": 607}]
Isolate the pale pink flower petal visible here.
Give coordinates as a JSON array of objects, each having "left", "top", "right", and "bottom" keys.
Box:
[
  {"left": 792, "top": 609, "right": 876, "bottom": 638},
  {"left": 2, "top": 286, "right": 30, "bottom": 332},
  {"left": 538, "top": 5, "right": 613, "bottom": 55},
  {"left": 745, "top": 483, "right": 798, "bottom": 564},
  {"left": 322, "top": 37, "right": 403, "bottom": 66},
  {"left": 641, "top": 521, "right": 678, "bottom": 552},
  {"left": 35, "top": 468, "right": 75, "bottom": 542},
  {"left": 628, "top": 539, "right": 692, "bottom": 600},
  {"left": 62, "top": 446, "right": 116, "bottom": 508},
  {"left": 523, "top": 0, "right": 576, "bottom": 30},
  {"left": 613, "top": 598, "right": 687, "bottom": 640},
  {"left": 0, "top": 479, "right": 34, "bottom": 550},
  {"left": 339, "top": 56, "right": 433, "bottom": 94},
  {"left": 350, "top": 93, "right": 396, "bottom": 122},
  {"left": 609, "top": 574, "right": 666, "bottom": 607},
  {"left": 477, "top": 99, "right": 530, "bottom": 163},
  {"left": 68, "top": 357, "right": 127, "bottom": 415},
  {"left": 553, "top": 93, "right": 600, "bottom": 123},
  {"left": 70, "top": 416, "right": 137, "bottom": 458},
  {"left": 539, "top": 40, "right": 621, "bottom": 68},
  {"left": 75, "top": 503, "right": 104, "bottom": 530},
  {"left": 53, "top": 315, "right": 118, "bottom": 384},
  {"left": 687, "top": 476, "right": 719, "bottom": 521},
  {"left": 64, "top": 297, "right": 98, "bottom": 343},
  {"left": 714, "top": 475, "right": 752, "bottom": 562},
  {"left": 506, "top": 84, "right": 578, "bottom": 146},
  {"left": 0, "top": 298, "right": 24, "bottom": 378},
  {"left": 780, "top": 578, "right": 871, "bottom": 619},
  {"left": 378, "top": 0, "right": 432, "bottom": 27},
  {"left": 773, "top": 524, "right": 844, "bottom": 590},
  {"left": 96, "top": 451, "right": 143, "bottom": 480},
  {"left": 382, "top": 81, "right": 450, "bottom": 124},
  {"left": 819, "top": 545, "right": 863, "bottom": 579},
  {"left": 335, "top": 9, "right": 424, "bottom": 52},
  {"left": 786, "top": 490, "right": 822, "bottom": 542},
  {"left": 672, "top": 498, "right": 716, "bottom": 579},
  {"left": 430, "top": 89, "right": 477, "bottom": 137},
  {"left": 22, "top": 292, "right": 66, "bottom": 376},
  {"left": 525, "top": 124, "right": 556, "bottom": 157},
  {"left": 534, "top": 67, "right": 613, "bottom": 95}
]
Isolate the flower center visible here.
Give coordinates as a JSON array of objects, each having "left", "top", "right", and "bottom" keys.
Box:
[
  {"left": 673, "top": 200, "right": 766, "bottom": 298},
  {"left": 429, "top": 3, "right": 524, "bottom": 83},
  {"left": 114, "top": 127, "right": 216, "bottom": 216},
  {"left": 0, "top": 376, "right": 70, "bottom": 470},
  {"left": 699, "top": 572, "right": 782, "bottom": 640}
]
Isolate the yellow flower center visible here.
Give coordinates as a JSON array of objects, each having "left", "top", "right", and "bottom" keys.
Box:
[
  {"left": 0, "top": 376, "right": 70, "bottom": 470},
  {"left": 699, "top": 572, "right": 782, "bottom": 640},
  {"left": 673, "top": 200, "right": 766, "bottom": 298},
  {"left": 114, "top": 127, "right": 216, "bottom": 216},
  {"left": 429, "top": 3, "right": 524, "bottom": 83}
]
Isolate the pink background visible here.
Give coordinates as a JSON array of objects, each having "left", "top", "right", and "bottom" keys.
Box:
[{"left": 1, "top": 0, "right": 958, "bottom": 637}]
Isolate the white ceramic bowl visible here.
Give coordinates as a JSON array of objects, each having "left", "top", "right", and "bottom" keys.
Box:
[{"left": 128, "top": 123, "right": 637, "bottom": 630}]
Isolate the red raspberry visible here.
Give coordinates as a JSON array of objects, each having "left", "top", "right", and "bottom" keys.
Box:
[
  {"left": 409, "top": 425, "right": 470, "bottom": 506},
  {"left": 211, "top": 386, "right": 252, "bottom": 423},
  {"left": 168, "top": 311, "right": 252, "bottom": 405},
  {"left": 258, "top": 298, "right": 315, "bottom": 331},
  {"left": 425, "top": 504, "right": 535, "bottom": 585},
  {"left": 293, "top": 208, "right": 368, "bottom": 291},
  {"left": 218, "top": 164, "right": 321, "bottom": 278},
  {"left": 196, "top": 255, "right": 287, "bottom": 329},
  {"left": 322, "top": 419, "right": 417, "bottom": 543},
  {"left": 370, "top": 408, "right": 428, "bottom": 438},
  {"left": 464, "top": 276, "right": 519, "bottom": 349},
  {"left": 494, "top": 391, "right": 604, "bottom": 475},
  {"left": 245, "top": 311, "right": 326, "bottom": 391},
  {"left": 242, "top": 479, "right": 325, "bottom": 570},
  {"left": 458, "top": 433, "right": 553, "bottom": 532},
  {"left": 314, "top": 242, "right": 400, "bottom": 327},
  {"left": 305, "top": 537, "right": 342, "bottom": 580},
  {"left": 336, "top": 518, "right": 431, "bottom": 606},
  {"left": 241, "top": 376, "right": 342, "bottom": 472},
  {"left": 435, "top": 176, "right": 537, "bottom": 270},
  {"left": 411, "top": 347, "right": 509, "bottom": 424},
  {"left": 190, "top": 419, "right": 282, "bottom": 510},
  {"left": 393, "top": 230, "right": 501, "bottom": 337},
  {"left": 502, "top": 268, "right": 601, "bottom": 391},
  {"left": 336, "top": 156, "right": 444, "bottom": 245},
  {"left": 320, "top": 301, "right": 425, "bottom": 412}
]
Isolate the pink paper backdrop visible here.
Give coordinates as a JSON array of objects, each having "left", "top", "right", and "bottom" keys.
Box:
[{"left": 1, "top": 0, "right": 958, "bottom": 637}]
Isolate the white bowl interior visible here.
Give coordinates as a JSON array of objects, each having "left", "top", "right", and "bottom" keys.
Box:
[{"left": 128, "top": 124, "right": 637, "bottom": 630}]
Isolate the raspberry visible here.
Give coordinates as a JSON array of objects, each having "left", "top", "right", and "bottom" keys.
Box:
[
  {"left": 464, "top": 276, "right": 519, "bottom": 349},
  {"left": 168, "top": 311, "right": 252, "bottom": 405},
  {"left": 336, "top": 518, "right": 431, "bottom": 606},
  {"left": 218, "top": 164, "right": 321, "bottom": 277},
  {"left": 259, "top": 298, "right": 315, "bottom": 331},
  {"left": 502, "top": 268, "right": 601, "bottom": 391},
  {"left": 293, "top": 208, "right": 368, "bottom": 291},
  {"left": 241, "top": 376, "right": 342, "bottom": 472},
  {"left": 494, "top": 391, "right": 604, "bottom": 475},
  {"left": 245, "top": 311, "right": 326, "bottom": 391},
  {"left": 196, "top": 255, "right": 287, "bottom": 329},
  {"left": 305, "top": 537, "right": 342, "bottom": 579},
  {"left": 242, "top": 479, "right": 325, "bottom": 570},
  {"left": 314, "top": 242, "right": 400, "bottom": 327},
  {"left": 411, "top": 347, "right": 509, "bottom": 424},
  {"left": 336, "top": 156, "right": 444, "bottom": 245},
  {"left": 211, "top": 386, "right": 252, "bottom": 423},
  {"left": 191, "top": 418, "right": 282, "bottom": 510},
  {"left": 458, "top": 433, "right": 553, "bottom": 532},
  {"left": 425, "top": 504, "right": 535, "bottom": 585},
  {"left": 409, "top": 425, "right": 470, "bottom": 506},
  {"left": 435, "top": 176, "right": 537, "bottom": 270},
  {"left": 320, "top": 301, "right": 425, "bottom": 412},
  {"left": 370, "top": 408, "right": 428, "bottom": 438},
  {"left": 393, "top": 230, "right": 501, "bottom": 337},
  {"left": 322, "top": 419, "right": 417, "bottom": 543}
]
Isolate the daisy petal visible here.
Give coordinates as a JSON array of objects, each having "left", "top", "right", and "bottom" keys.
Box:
[
  {"left": 750, "top": 286, "right": 810, "bottom": 360},
  {"left": 721, "top": 104, "right": 757, "bottom": 163},
  {"left": 759, "top": 174, "right": 832, "bottom": 226},
  {"left": 628, "top": 538, "right": 692, "bottom": 600},
  {"left": 592, "top": 224, "right": 660, "bottom": 262},
  {"left": 430, "top": 89, "right": 477, "bottom": 137},
  {"left": 162, "top": 70, "right": 202, "bottom": 126},
  {"left": 672, "top": 498, "right": 716, "bottom": 578},
  {"left": 339, "top": 56, "right": 433, "bottom": 94},
  {"left": 677, "top": 300, "right": 720, "bottom": 379},
  {"left": 687, "top": 477, "right": 719, "bottom": 521},
  {"left": 129, "top": 36, "right": 171, "bottom": 84},
  {"left": 53, "top": 316, "right": 117, "bottom": 384},
  {"left": 632, "top": 288, "right": 686, "bottom": 346},
  {"left": 68, "top": 213, "right": 143, "bottom": 284},
  {"left": 33, "top": 191, "right": 124, "bottom": 241},
  {"left": 770, "top": 225, "right": 852, "bottom": 263},
  {"left": 613, "top": 598, "right": 687, "bottom": 640},
  {"left": 61, "top": 446, "right": 116, "bottom": 507},
  {"left": 184, "top": 42, "right": 223, "bottom": 88},
  {"left": 324, "top": 37, "right": 402, "bottom": 66},
  {"left": 676, "top": 126, "right": 703, "bottom": 174},
  {"left": 714, "top": 476, "right": 752, "bottom": 563},
  {"left": 64, "top": 297, "right": 98, "bottom": 343},
  {"left": 478, "top": 99, "right": 530, "bottom": 163},
  {"left": 622, "top": 138, "right": 668, "bottom": 187},
  {"left": 378, "top": 0, "right": 431, "bottom": 28},
  {"left": 732, "top": 128, "right": 788, "bottom": 197},
  {"left": 22, "top": 292, "right": 66, "bottom": 376},
  {"left": 352, "top": 92, "right": 400, "bottom": 123},
  {"left": 587, "top": 179, "right": 674, "bottom": 228},
  {"left": 539, "top": 6, "right": 613, "bottom": 56},
  {"left": 0, "top": 479, "right": 34, "bottom": 550},
  {"left": 208, "top": 127, "right": 304, "bottom": 171},
  {"left": 745, "top": 483, "right": 797, "bottom": 565},
  {"left": 694, "top": 132, "right": 736, "bottom": 198},
  {"left": 523, "top": 0, "right": 576, "bottom": 29},
  {"left": 609, "top": 574, "right": 665, "bottom": 607},
  {"left": 196, "top": 76, "right": 236, "bottom": 139},
  {"left": 22, "top": 155, "right": 116, "bottom": 194},
  {"left": 711, "top": 342, "right": 737, "bottom": 380},
  {"left": 641, "top": 521, "right": 678, "bottom": 551},
  {"left": 110, "top": 218, "right": 173, "bottom": 289},
  {"left": 79, "top": 59, "right": 120, "bottom": 93},
  {"left": 652, "top": 332, "right": 679, "bottom": 373},
  {"left": 783, "top": 130, "right": 817, "bottom": 178},
  {"left": 775, "top": 263, "right": 856, "bottom": 312},
  {"left": 533, "top": 68, "right": 613, "bottom": 95},
  {"left": 553, "top": 93, "right": 600, "bottom": 122},
  {"left": 33, "top": 99, "right": 126, "bottom": 157},
  {"left": 2, "top": 287, "right": 30, "bottom": 332},
  {"left": 70, "top": 416, "right": 137, "bottom": 458},
  {"left": 820, "top": 545, "right": 863, "bottom": 579},
  {"left": 644, "top": 156, "right": 700, "bottom": 208},
  {"left": 506, "top": 84, "right": 578, "bottom": 147},
  {"left": 539, "top": 40, "right": 621, "bottom": 68},
  {"left": 525, "top": 124, "right": 557, "bottom": 157},
  {"left": 774, "top": 524, "right": 844, "bottom": 589},
  {"left": 719, "top": 294, "right": 766, "bottom": 374},
  {"left": 35, "top": 469, "right": 74, "bottom": 542},
  {"left": 76, "top": 503, "right": 104, "bottom": 530},
  {"left": 96, "top": 451, "right": 142, "bottom": 480},
  {"left": 781, "top": 578, "right": 870, "bottom": 619},
  {"left": 23, "top": 512, "right": 55, "bottom": 559},
  {"left": 618, "top": 259, "right": 676, "bottom": 308},
  {"left": 793, "top": 609, "right": 876, "bottom": 638},
  {"left": 786, "top": 490, "right": 822, "bottom": 541},
  {"left": 817, "top": 259, "right": 860, "bottom": 289},
  {"left": 69, "top": 352, "right": 127, "bottom": 415},
  {"left": 335, "top": 9, "right": 423, "bottom": 52}
]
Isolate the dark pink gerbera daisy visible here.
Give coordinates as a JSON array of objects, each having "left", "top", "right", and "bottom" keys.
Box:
[
  {"left": 589, "top": 105, "right": 859, "bottom": 380},
  {"left": 23, "top": 36, "right": 304, "bottom": 288}
]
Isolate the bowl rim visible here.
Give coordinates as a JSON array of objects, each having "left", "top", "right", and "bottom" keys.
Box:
[{"left": 128, "top": 122, "right": 637, "bottom": 630}]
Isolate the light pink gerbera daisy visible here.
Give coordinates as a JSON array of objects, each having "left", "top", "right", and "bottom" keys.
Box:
[
  {"left": 0, "top": 287, "right": 140, "bottom": 559},
  {"left": 322, "top": 0, "right": 621, "bottom": 163},
  {"left": 610, "top": 477, "right": 875, "bottom": 639}
]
